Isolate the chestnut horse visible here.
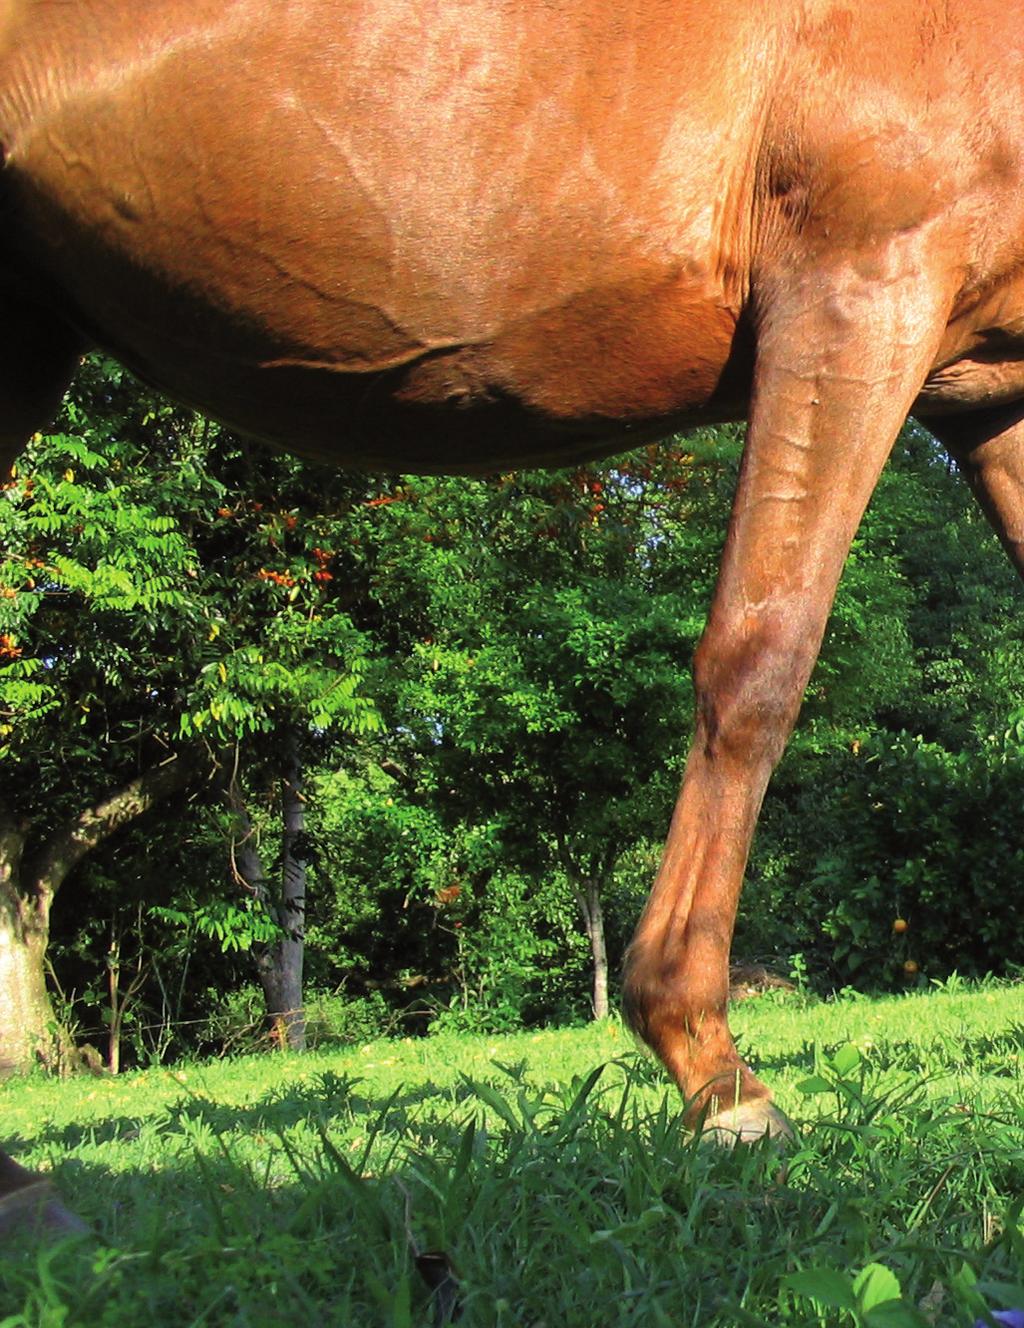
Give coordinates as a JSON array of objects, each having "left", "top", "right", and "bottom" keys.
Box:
[{"left": 4, "top": 0, "right": 1024, "bottom": 1233}]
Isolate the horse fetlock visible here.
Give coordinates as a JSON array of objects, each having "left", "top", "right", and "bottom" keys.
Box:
[
  {"left": 622, "top": 948, "right": 765, "bottom": 1111},
  {"left": 684, "top": 1060, "right": 773, "bottom": 1125}
]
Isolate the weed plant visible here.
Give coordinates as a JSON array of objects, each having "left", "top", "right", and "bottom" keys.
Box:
[{"left": 4, "top": 985, "right": 1024, "bottom": 1325}]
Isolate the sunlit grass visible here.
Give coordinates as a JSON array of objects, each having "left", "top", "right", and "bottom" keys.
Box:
[{"left": 4, "top": 985, "right": 1024, "bottom": 1325}]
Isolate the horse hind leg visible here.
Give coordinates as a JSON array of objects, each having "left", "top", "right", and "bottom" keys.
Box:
[
  {"left": 927, "top": 403, "right": 1024, "bottom": 580},
  {"left": 0, "top": 287, "right": 83, "bottom": 474},
  {"left": 623, "top": 249, "right": 955, "bottom": 1140}
]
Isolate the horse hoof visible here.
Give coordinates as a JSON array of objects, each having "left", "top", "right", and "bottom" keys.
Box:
[{"left": 699, "top": 1099, "right": 793, "bottom": 1146}]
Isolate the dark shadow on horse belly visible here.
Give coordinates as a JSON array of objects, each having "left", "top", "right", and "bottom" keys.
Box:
[{"left": 182, "top": 321, "right": 756, "bottom": 477}]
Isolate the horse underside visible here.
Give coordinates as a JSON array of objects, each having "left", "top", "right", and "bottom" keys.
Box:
[
  {"left": 5, "top": 274, "right": 1024, "bottom": 478},
  {"left": 4, "top": 0, "right": 1024, "bottom": 1236},
  {"left": 0, "top": 226, "right": 760, "bottom": 476}
]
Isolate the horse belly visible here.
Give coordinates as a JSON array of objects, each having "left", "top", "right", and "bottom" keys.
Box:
[
  {"left": 0, "top": 0, "right": 762, "bottom": 468},
  {"left": 127, "top": 275, "right": 748, "bottom": 473},
  {"left": 5, "top": 150, "right": 749, "bottom": 469},
  {"left": 917, "top": 273, "right": 1024, "bottom": 417}
]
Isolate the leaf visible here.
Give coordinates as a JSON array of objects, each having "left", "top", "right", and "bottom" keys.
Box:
[
  {"left": 783, "top": 1267, "right": 857, "bottom": 1311},
  {"left": 855, "top": 1262, "right": 902, "bottom": 1310},
  {"left": 832, "top": 1043, "right": 863, "bottom": 1077},
  {"left": 590, "top": 1205, "right": 668, "bottom": 1244},
  {"left": 796, "top": 1075, "right": 834, "bottom": 1095},
  {"left": 314, "top": 1130, "right": 391, "bottom": 1242},
  {"left": 459, "top": 1076, "right": 522, "bottom": 1131},
  {"left": 863, "top": 1303, "right": 930, "bottom": 1327}
]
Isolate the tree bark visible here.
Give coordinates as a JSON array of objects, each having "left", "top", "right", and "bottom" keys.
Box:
[
  {"left": 556, "top": 830, "right": 613, "bottom": 1022},
  {"left": 228, "top": 732, "right": 306, "bottom": 1051},
  {"left": 569, "top": 872, "right": 609, "bottom": 1020},
  {"left": 274, "top": 727, "right": 306, "bottom": 1050},
  {"left": 579, "top": 880, "right": 610, "bottom": 1020},
  {"left": 106, "top": 918, "right": 147, "bottom": 1075},
  {"left": 0, "top": 751, "right": 206, "bottom": 1073},
  {"left": 0, "top": 872, "right": 56, "bottom": 1073}
]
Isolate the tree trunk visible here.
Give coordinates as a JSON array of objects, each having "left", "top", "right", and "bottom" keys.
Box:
[
  {"left": 575, "top": 878, "right": 609, "bottom": 1020},
  {"left": 0, "top": 752, "right": 205, "bottom": 1074},
  {"left": 558, "top": 834, "right": 613, "bottom": 1023},
  {"left": 274, "top": 728, "right": 306, "bottom": 1050},
  {"left": 229, "top": 733, "right": 306, "bottom": 1051},
  {"left": 0, "top": 878, "right": 58, "bottom": 1073},
  {"left": 107, "top": 931, "right": 122, "bottom": 1076}
]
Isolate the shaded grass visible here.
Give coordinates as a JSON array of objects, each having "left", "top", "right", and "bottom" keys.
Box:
[{"left": 4, "top": 988, "right": 1024, "bottom": 1324}]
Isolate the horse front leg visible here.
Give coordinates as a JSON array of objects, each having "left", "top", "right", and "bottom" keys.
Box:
[{"left": 623, "top": 252, "right": 955, "bottom": 1140}]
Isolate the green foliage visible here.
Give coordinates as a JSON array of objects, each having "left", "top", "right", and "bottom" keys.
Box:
[
  {"left": 304, "top": 989, "right": 400, "bottom": 1046},
  {"left": 1, "top": 357, "right": 387, "bottom": 1065},
  {"left": 1, "top": 356, "right": 380, "bottom": 807},
  {"left": 193, "top": 984, "right": 399, "bottom": 1054},
  {"left": 344, "top": 455, "right": 713, "bottom": 1018},
  {"left": 783, "top": 1262, "right": 929, "bottom": 1328},
  {"left": 744, "top": 733, "right": 1024, "bottom": 987},
  {"left": 427, "top": 867, "right": 583, "bottom": 1035},
  {"left": 150, "top": 898, "right": 281, "bottom": 954},
  {"left": 308, "top": 769, "right": 585, "bottom": 1033}
]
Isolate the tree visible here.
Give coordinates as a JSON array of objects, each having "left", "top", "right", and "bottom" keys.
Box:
[
  {"left": 343, "top": 451, "right": 723, "bottom": 1019},
  {"left": 0, "top": 367, "right": 216, "bottom": 1067},
  {"left": 224, "top": 727, "right": 309, "bottom": 1050},
  {"left": 0, "top": 360, "right": 379, "bottom": 1068}
]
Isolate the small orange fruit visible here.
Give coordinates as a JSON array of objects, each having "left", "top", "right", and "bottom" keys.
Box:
[
  {"left": 892, "top": 918, "right": 908, "bottom": 934},
  {"left": 903, "top": 959, "right": 919, "bottom": 975}
]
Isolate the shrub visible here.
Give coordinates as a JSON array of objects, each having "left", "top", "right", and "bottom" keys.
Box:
[
  {"left": 304, "top": 989, "right": 398, "bottom": 1046},
  {"left": 741, "top": 733, "right": 1024, "bottom": 989}
]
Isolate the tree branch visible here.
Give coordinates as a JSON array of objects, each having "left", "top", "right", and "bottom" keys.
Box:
[
  {"left": 23, "top": 746, "right": 214, "bottom": 904},
  {"left": 222, "top": 752, "right": 272, "bottom": 900},
  {"left": 378, "top": 757, "right": 421, "bottom": 799}
]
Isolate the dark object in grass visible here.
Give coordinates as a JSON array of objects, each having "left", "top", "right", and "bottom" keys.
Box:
[
  {"left": 974, "top": 1312, "right": 1024, "bottom": 1328},
  {"left": 0, "top": 1154, "right": 89, "bottom": 1239},
  {"left": 415, "top": 1250, "right": 462, "bottom": 1325},
  {"left": 728, "top": 964, "right": 796, "bottom": 1003}
]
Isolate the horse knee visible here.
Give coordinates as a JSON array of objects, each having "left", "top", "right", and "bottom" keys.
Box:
[
  {"left": 691, "top": 615, "right": 816, "bottom": 767},
  {"left": 622, "top": 935, "right": 722, "bottom": 1051}
]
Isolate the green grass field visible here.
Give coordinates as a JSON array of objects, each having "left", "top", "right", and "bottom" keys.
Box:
[{"left": 5, "top": 984, "right": 1024, "bottom": 1326}]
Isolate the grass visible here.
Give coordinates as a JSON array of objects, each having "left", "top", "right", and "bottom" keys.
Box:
[{"left": 5, "top": 985, "right": 1024, "bottom": 1325}]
